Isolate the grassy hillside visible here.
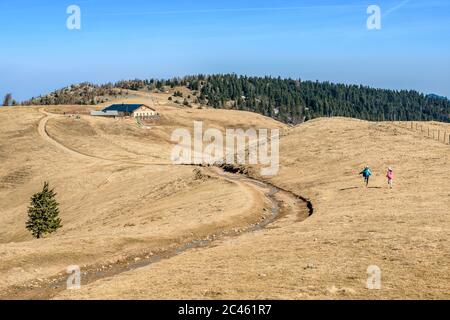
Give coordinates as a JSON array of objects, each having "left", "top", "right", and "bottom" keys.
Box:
[
  {"left": 56, "top": 117, "right": 450, "bottom": 300},
  {"left": 0, "top": 94, "right": 284, "bottom": 297},
  {"left": 2, "top": 91, "right": 448, "bottom": 299}
]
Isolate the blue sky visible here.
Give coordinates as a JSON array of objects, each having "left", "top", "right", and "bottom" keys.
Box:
[{"left": 0, "top": 0, "right": 449, "bottom": 101}]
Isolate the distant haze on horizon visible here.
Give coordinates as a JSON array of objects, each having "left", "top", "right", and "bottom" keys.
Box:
[{"left": 0, "top": 0, "right": 449, "bottom": 101}]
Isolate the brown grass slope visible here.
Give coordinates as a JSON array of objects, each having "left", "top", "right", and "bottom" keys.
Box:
[
  {"left": 1, "top": 92, "right": 448, "bottom": 299},
  {"left": 56, "top": 117, "right": 449, "bottom": 299},
  {"left": 0, "top": 101, "right": 283, "bottom": 296}
]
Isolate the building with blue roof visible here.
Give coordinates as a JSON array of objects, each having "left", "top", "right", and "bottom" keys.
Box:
[{"left": 90, "top": 103, "right": 157, "bottom": 118}]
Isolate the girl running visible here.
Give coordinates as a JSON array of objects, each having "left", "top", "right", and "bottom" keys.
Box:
[
  {"left": 386, "top": 167, "right": 394, "bottom": 189},
  {"left": 360, "top": 166, "right": 372, "bottom": 187}
]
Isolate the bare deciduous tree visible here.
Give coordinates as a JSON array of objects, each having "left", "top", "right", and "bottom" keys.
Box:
[{"left": 3, "top": 93, "right": 12, "bottom": 106}]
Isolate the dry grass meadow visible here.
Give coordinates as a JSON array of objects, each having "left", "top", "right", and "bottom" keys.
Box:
[{"left": 0, "top": 91, "right": 448, "bottom": 299}]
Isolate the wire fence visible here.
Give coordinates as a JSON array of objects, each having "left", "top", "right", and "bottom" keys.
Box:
[{"left": 394, "top": 121, "right": 450, "bottom": 145}]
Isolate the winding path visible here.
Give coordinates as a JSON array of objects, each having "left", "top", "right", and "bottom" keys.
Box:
[
  {"left": 38, "top": 109, "right": 173, "bottom": 165},
  {"left": 38, "top": 110, "right": 92, "bottom": 160},
  {"left": 9, "top": 109, "right": 312, "bottom": 299}
]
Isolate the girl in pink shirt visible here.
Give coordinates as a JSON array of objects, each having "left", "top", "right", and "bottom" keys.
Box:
[{"left": 386, "top": 167, "right": 394, "bottom": 189}]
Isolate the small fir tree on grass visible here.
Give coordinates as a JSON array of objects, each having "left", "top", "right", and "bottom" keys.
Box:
[{"left": 26, "top": 182, "right": 62, "bottom": 239}]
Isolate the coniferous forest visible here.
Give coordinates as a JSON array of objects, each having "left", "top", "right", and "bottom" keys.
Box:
[
  {"left": 22, "top": 74, "right": 450, "bottom": 124},
  {"left": 189, "top": 74, "right": 450, "bottom": 124}
]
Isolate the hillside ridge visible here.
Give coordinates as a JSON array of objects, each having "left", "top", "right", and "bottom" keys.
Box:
[{"left": 20, "top": 75, "right": 450, "bottom": 124}]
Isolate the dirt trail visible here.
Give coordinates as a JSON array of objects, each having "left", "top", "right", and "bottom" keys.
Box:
[
  {"left": 5, "top": 167, "right": 309, "bottom": 300},
  {"left": 38, "top": 109, "right": 171, "bottom": 166},
  {"left": 38, "top": 110, "right": 93, "bottom": 160},
  {"left": 8, "top": 109, "right": 312, "bottom": 300}
]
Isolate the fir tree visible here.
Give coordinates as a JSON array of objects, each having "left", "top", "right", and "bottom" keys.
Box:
[{"left": 26, "top": 182, "right": 62, "bottom": 239}]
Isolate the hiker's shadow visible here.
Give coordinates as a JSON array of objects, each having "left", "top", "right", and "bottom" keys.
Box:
[
  {"left": 339, "top": 186, "right": 359, "bottom": 191},
  {"left": 339, "top": 186, "right": 382, "bottom": 191}
]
